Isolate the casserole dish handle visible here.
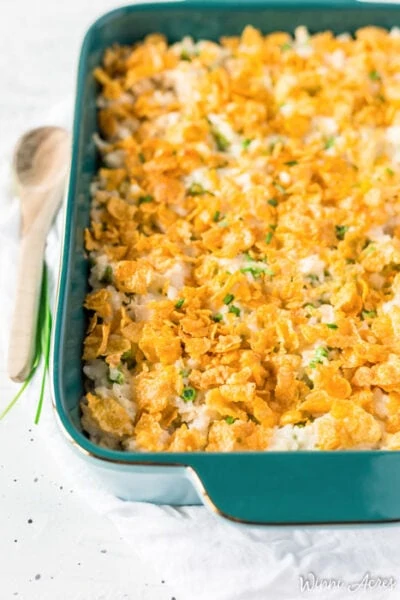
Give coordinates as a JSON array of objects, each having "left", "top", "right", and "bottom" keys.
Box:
[{"left": 188, "top": 452, "right": 400, "bottom": 524}]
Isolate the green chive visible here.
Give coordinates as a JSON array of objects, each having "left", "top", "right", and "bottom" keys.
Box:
[
  {"left": 364, "top": 244, "right": 376, "bottom": 255},
  {"left": 138, "top": 152, "right": 145, "bottom": 163},
  {"left": 240, "top": 266, "right": 272, "bottom": 279},
  {"left": 138, "top": 194, "right": 154, "bottom": 205},
  {"left": 213, "top": 210, "right": 221, "bottom": 222},
  {"left": 242, "top": 138, "right": 252, "bottom": 150},
  {"left": 386, "top": 167, "right": 395, "bottom": 176},
  {"left": 306, "top": 274, "right": 320, "bottom": 285},
  {"left": 309, "top": 346, "right": 329, "bottom": 368},
  {"left": 324, "top": 136, "right": 335, "bottom": 150},
  {"left": 335, "top": 225, "right": 349, "bottom": 240},
  {"left": 273, "top": 182, "right": 286, "bottom": 194},
  {"left": 228, "top": 305, "right": 240, "bottom": 317},
  {"left": 212, "top": 313, "right": 223, "bottom": 322},
  {"left": 109, "top": 367, "right": 124, "bottom": 385},
  {"left": 121, "top": 349, "right": 136, "bottom": 369},
  {"left": 212, "top": 129, "right": 230, "bottom": 152},
  {"left": 100, "top": 265, "right": 113, "bottom": 285},
  {"left": 181, "top": 386, "right": 197, "bottom": 402},
  {"left": 225, "top": 416, "right": 237, "bottom": 424},
  {"left": 362, "top": 310, "right": 377, "bottom": 319},
  {"left": 188, "top": 182, "right": 208, "bottom": 196},
  {"left": 362, "top": 238, "right": 372, "bottom": 250},
  {"left": 281, "top": 42, "right": 292, "bottom": 51},
  {"left": 326, "top": 323, "right": 338, "bottom": 329},
  {"left": 175, "top": 298, "right": 185, "bottom": 309},
  {"left": 1, "top": 264, "right": 51, "bottom": 423},
  {"left": 369, "top": 70, "right": 381, "bottom": 81},
  {"left": 35, "top": 266, "right": 52, "bottom": 424},
  {"left": 180, "top": 49, "right": 192, "bottom": 61},
  {"left": 223, "top": 293, "right": 234, "bottom": 305},
  {"left": 265, "top": 231, "right": 273, "bottom": 244},
  {"left": 284, "top": 160, "right": 298, "bottom": 166},
  {"left": 268, "top": 198, "right": 278, "bottom": 207}
]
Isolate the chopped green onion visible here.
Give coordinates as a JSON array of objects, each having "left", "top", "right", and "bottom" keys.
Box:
[
  {"left": 309, "top": 346, "right": 329, "bottom": 368},
  {"left": 386, "top": 167, "right": 395, "bottom": 176},
  {"left": 268, "top": 198, "right": 278, "bottom": 207},
  {"left": 265, "top": 231, "right": 274, "bottom": 244},
  {"left": 212, "top": 313, "right": 223, "bottom": 322},
  {"left": 180, "top": 49, "right": 192, "bottom": 61},
  {"left": 302, "top": 373, "right": 314, "bottom": 389},
  {"left": 242, "top": 138, "right": 252, "bottom": 150},
  {"left": 100, "top": 265, "right": 113, "bottom": 285},
  {"left": 121, "top": 350, "right": 136, "bottom": 369},
  {"left": 240, "top": 266, "right": 273, "bottom": 279},
  {"left": 109, "top": 367, "right": 124, "bottom": 385},
  {"left": 369, "top": 70, "right": 381, "bottom": 81},
  {"left": 324, "top": 136, "right": 335, "bottom": 150},
  {"left": 306, "top": 274, "right": 320, "bottom": 285},
  {"left": 326, "top": 323, "right": 338, "bottom": 329},
  {"left": 335, "top": 225, "right": 349, "bottom": 240},
  {"left": 228, "top": 305, "right": 241, "bottom": 317},
  {"left": 273, "top": 182, "right": 287, "bottom": 194},
  {"left": 175, "top": 298, "right": 185, "bottom": 309},
  {"left": 364, "top": 244, "right": 376, "bottom": 255},
  {"left": 188, "top": 182, "right": 208, "bottom": 196},
  {"left": 281, "top": 42, "right": 292, "bottom": 51},
  {"left": 211, "top": 129, "right": 230, "bottom": 152},
  {"left": 213, "top": 210, "right": 221, "bottom": 222},
  {"left": 362, "top": 238, "right": 372, "bottom": 250},
  {"left": 181, "top": 386, "right": 197, "bottom": 402},
  {"left": 362, "top": 310, "right": 377, "bottom": 319},
  {"left": 138, "top": 152, "right": 145, "bottom": 163},
  {"left": 138, "top": 194, "right": 154, "bottom": 205},
  {"left": 225, "top": 416, "right": 237, "bottom": 424},
  {"left": 284, "top": 160, "right": 298, "bottom": 166},
  {"left": 223, "top": 293, "right": 234, "bottom": 305}
]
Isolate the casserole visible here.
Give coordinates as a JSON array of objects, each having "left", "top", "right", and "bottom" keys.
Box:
[{"left": 53, "top": 0, "right": 400, "bottom": 525}]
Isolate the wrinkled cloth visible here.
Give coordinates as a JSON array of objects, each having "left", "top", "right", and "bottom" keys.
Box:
[{"left": 1, "top": 99, "right": 399, "bottom": 600}]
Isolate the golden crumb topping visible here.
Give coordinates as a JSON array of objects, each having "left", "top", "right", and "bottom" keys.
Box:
[{"left": 81, "top": 26, "right": 400, "bottom": 451}]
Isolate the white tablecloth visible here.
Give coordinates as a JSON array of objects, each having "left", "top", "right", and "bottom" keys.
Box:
[{"left": 1, "top": 2, "right": 400, "bottom": 599}]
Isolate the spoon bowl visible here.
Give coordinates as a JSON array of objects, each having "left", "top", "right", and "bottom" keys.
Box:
[
  {"left": 14, "top": 127, "right": 70, "bottom": 188},
  {"left": 8, "top": 126, "right": 70, "bottom": 382}
]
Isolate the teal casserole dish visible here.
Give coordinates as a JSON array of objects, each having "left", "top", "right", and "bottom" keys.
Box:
[{"left": 52, "top": 0, "right": 400, "bottom": 525}]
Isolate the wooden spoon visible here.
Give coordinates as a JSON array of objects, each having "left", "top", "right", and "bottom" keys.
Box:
[{"left": 8, "top": 126, "right": 70, "bottom": 383}]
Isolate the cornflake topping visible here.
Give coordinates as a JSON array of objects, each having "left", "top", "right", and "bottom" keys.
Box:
[{"left": 82, "top": 25, "right": 400, "bottom": 452}]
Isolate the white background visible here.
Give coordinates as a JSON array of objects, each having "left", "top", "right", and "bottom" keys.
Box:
[{"left": 0, "top": 1, "right": 175, "bottom": 599}]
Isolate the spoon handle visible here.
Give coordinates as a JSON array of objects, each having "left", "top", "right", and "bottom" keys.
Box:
[{"left": 8, "top": 225, "right": 46, "bottom": 382}]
